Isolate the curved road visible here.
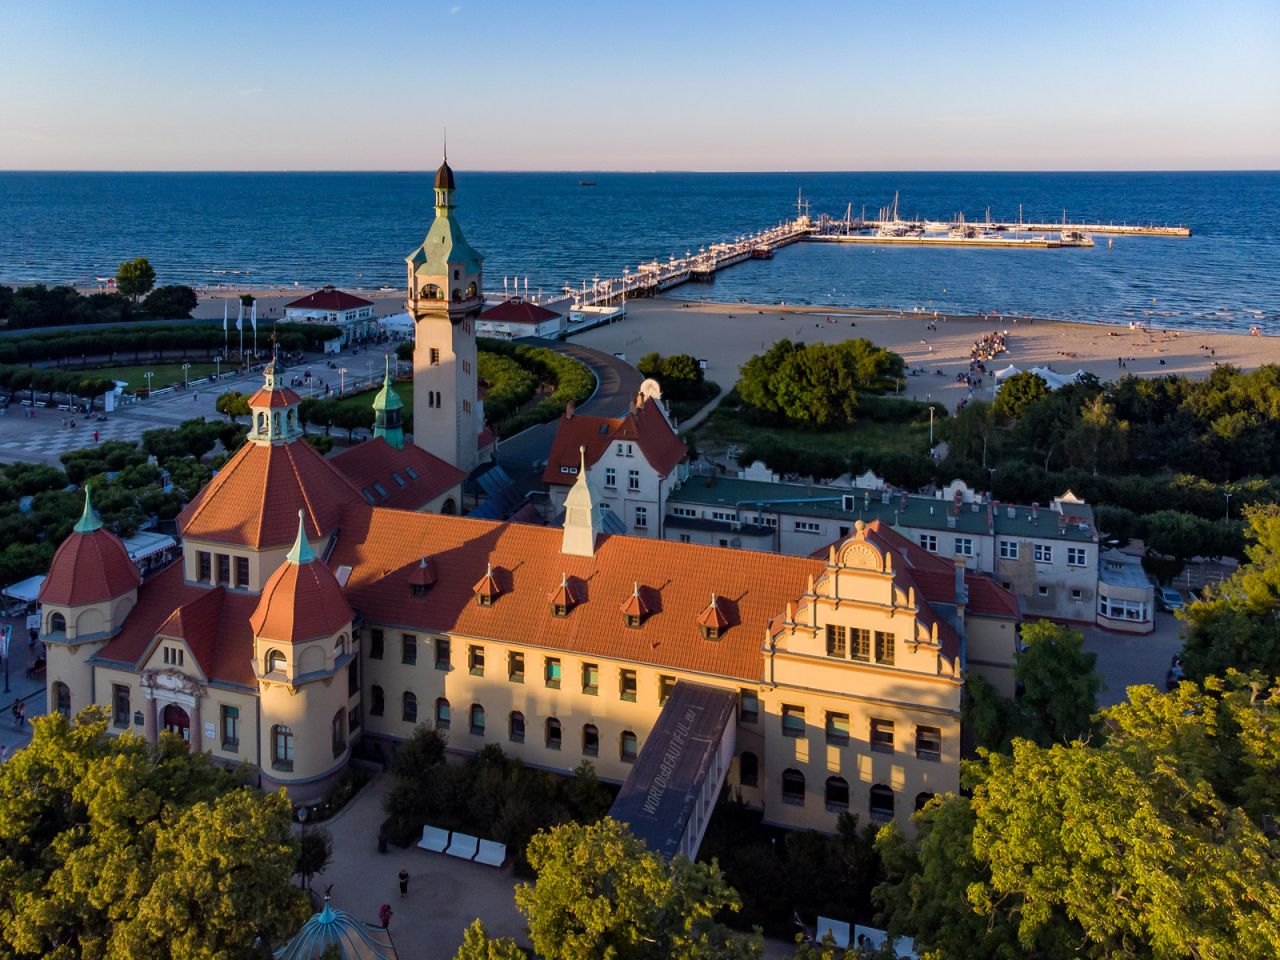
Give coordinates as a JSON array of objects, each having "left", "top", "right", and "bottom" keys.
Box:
[{"left": 495, "top": 338, "right": 642, "bottom": 477}]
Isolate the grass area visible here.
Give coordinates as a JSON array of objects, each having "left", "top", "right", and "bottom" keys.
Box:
[{"left": 92, "top": 363, "right": 221, "bottom": 391}]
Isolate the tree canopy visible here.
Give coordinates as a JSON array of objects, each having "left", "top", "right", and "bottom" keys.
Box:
[
  {"left": 115, "top": 257, "right": 157, "bottom": 301},
  {"left": 736, "top": 339, "right": 904, "bottom": 428},
  {"left": 0, "top": 708, "right": 309, "bottom": 959}
]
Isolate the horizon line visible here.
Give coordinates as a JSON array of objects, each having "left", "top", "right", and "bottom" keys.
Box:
[{"left": 1, "top": 167, "right": 1278, "bottom": 175}]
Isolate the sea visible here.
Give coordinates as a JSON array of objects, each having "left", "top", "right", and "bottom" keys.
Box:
[{"left": 1, "top": 171, "right": 1277, "bottom": 333}]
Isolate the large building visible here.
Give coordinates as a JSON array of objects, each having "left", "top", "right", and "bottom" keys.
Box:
[
  {"left": 284, "top": 286, "right": 378, "bottom": 347},
  {"left": 36, "top": 160, "right": 1020, "bottom": 839}
]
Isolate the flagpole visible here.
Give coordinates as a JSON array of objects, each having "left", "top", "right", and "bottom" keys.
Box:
[
  {"left": 223, "top": 300, "right": 229, "bottom": 355},
  {"left": 252, "top": 300, "right": 258, "bottom": 357}
]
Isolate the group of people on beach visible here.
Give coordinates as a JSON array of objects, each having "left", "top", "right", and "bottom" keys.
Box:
[{"left": 970, "top": 330, "right": 1008, "bottom": 364}]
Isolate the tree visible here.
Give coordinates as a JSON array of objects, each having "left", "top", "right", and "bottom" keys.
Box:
[
  {"left": 1142, "top": 508, "right": 1217, "bottom": 581},
  {"left": 216, "top": 390, "right": 252, "bottom": 422},
  {"left": 1093, "top": 503, "right": 1139, "bottom": 548},
  {"left": 295, "top": 827, "right": 334, "bottom": 890},
  {"left": 115, "top": 257, "right": 157, "bottom": 301},
  {"left": 0, "top": 708, "right": 309, "bottom": 958},
  {"left": 1181, "top": 505, "right": 1280, "bottom": 679},
  {"left": 141, "top": 284, "right": 198, "bottom": 319},
  {"left": 947, "top": 400, "right": 999, "bottom": 468},
  {"left": 501, "top": 818, "right": 761, "bottom": 960},
  {"left": 961, "top": 674, "right": 1020, "bottom": 753},
  {"left": 454, "top": 920, "right": 527, "bottom": 960},
  {"left": 1063, "top": 394, "right": 1128, "bottom": 475},
  {"left": 1014, "top": 620, "right": 1100, "bottom": 745},
  {"left": 992, "top": 371, "right": 1049, "bottom": 420}
]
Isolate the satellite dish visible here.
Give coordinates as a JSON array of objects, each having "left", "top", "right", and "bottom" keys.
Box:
[{"left": 638, "top": 378, "right": 663, "bottom": 401}]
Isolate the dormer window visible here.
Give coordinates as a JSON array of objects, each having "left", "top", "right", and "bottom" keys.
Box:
[
  {"left": 548, "top": 573, "right": 577, "bottom": 618},
  {"left": 409, "top": 557, "right": 436, "bottom": 597},
  {"left": 620, "top": 582, "right": 650, "bottom": 629},
  {"left": 473, "top": 563, "right": 499, "bottom": 607},
  {"left": 624, "top": 614, "right": 641, "bottom": 629}
]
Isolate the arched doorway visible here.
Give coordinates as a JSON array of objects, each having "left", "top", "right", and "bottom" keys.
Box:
[{"left": 162, "top": 704, "right": 191, "bottom": 742}]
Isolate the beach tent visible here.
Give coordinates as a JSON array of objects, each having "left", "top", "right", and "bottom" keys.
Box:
[
  {"left": 380, "top": 311, "right": 415, "bottom": 335},
  {"left": 994, "top": 364, "right": 1021, "bottom": 381}
]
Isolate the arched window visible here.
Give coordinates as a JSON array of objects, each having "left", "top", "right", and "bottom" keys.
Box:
[
  {"left": 370, "top": 684, "right": 385, "bottom": 717},
  {"left": 870, "top": 784, "right": 895, "bottom": 823},
  {"left": 582, "top": 723, "right": 599, "bottom": 756},
  {"left": 469, "top": 703, "right": 485, "bottom": 736},
  {"left": 466, "top": 281, "right": 477, "bottom": 299},
  {"left": 272, "top": 411, "right": 281, "bottom": 434},
  {"left": 421, "top": 283, "right": 441, "bottom": 300},
  {"left": 441, "top": 498, "right": 457, "bottom": 516},
  {"left": 915, "top": 792, "right": 937, "bottom": 812},
  {"left": 332, "top": 709, "right": 346, "bottom": 758},
  {"left": 825, "top": 776, "right": 850, "bottom": 812},
  {"left": 429, "top": 695, "right": 445, "bottom": 728},
  {"left": 287, "top": 409, "right": 297, "bottom": 431},
  {"left": 162, "top": 703, "right": 190, "bottom": 741},
  {"left": 52, "top": 681, "right": 71, "bottom": 718},
  {"left": 453, "top": 269, "right": 460, "bottom": 280},
  {"left": 509, "top": 710, "right": 525, "bottom": 743},
  {"left": 265, "top": 649, "right": 286, "bottom": 674},
  {"left": 781, "top": 768, "right": 805, "bottom": 805},
  {"left": 49, "top": 612, "right": 66, "bottom": 634},
  {"left": 334, "top": 637, "right": 347, "bottom": 658},
  {"left": 738, "top": 751, "right": 758, "bottom": 788},
  {"left": 620, "top": 730, "right": 638, "bottom": 763},
  {"left": 271, "top": 724, "right": 294, "bottom": 771},
  {"left": 402, "top": 691, "right": 418, "bottom": 723},
  {"left": 257, "top": 411, "right": 267, "bottom": 434},
  {"left": 452, "top": 289, "right": 462, "bottom": 303},
  {"left": 545, "top": 717, "right": 562, "bottom": 750}
]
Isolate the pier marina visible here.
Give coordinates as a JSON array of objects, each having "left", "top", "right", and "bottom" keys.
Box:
[{"left": 556, "top": 193, "right": 1190, "bottom": 310}]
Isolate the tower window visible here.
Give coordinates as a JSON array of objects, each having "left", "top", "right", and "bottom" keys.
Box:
[{"left": 430, "top": 348, "right": 440, "bottom": 366}]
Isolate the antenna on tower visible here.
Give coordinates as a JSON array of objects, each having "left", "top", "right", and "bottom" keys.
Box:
[{"left": 443, "top": 127, "right": 448, "bottom": 162}]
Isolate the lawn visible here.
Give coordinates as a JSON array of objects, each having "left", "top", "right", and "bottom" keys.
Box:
[
  {"left": 93, "top": 363, "right": 221, "bottom": 391},
  {"left": 325, "top": 380, "right": 414, "bottom": 423}
]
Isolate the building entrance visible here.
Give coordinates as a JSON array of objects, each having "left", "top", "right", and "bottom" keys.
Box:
[{"left": 162, "top": 704, "right": 191, "bottom": 742}]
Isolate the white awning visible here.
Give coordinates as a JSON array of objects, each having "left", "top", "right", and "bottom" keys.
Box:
[
  {"left": 121, "top": 531, "right": 177, "bottom": 562},
  {"left": 2, "top": 575, "right": 44, "bottom": 603}
]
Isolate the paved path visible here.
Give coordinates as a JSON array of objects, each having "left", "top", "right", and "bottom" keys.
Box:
[{"left": 1083, "top": 611, "right": 1184, "bottom": 707}]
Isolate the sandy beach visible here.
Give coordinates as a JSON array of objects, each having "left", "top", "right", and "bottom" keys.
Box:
[{"left": 570, "top": 297, "right": 1280, "bottom": 409}]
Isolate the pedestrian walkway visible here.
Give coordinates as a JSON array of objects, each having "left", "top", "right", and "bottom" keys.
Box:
[{"left": 0, "top": 614, "right": 49, "bottom": 759}]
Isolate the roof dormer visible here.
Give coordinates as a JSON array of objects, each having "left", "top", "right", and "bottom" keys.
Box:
[
  {"left": 548, "top": 572, "right": 580, "bottom": 618},
  {"left": 473, "top": 563, "right": 500, "bottom": 607},
  {"left": 620, "top": 581, "right": 650, "bottom": 629},
  {"left": 696, "top": 593, "right": 730, "bottom": 641},
  {"left": 409, "top": 556, "right": 437, "bottom": 597}
]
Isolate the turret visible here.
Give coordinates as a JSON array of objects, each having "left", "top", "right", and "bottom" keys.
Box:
[{"left": 371, "top": 355, "right": 405, "bottom": 450}]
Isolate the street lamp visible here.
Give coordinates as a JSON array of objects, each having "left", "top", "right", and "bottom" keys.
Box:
[
  {"left": 182, "top": 362, "right": 191, "bottom": 390},
  {"left": 339, "top": 368, "right": 347, "bottom": 395},
  {"left": 1224, "top": 491, "right": 1232, "bottom": 521},
  {"left": 215, "top": 355, "right": 222, "bottom": 380},
  {"left": 145, "top": 371, "right": 154, "bottom": 395}
]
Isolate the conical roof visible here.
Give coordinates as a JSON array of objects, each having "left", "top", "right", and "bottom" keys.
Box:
[
  {"left": 273, "top": 894, "right": 398, "bottom": 960},
  {"left": 372, "top": 356, "right": 403, "bottom": 413},
  {"left": 38, "top": 488, "right": 141, "bottom": 607},
  {"left": 250, "top": 512, "right": 353, "bottom": 644},
  {"left": 434, "top": 157, "right": 456, "bottom": 191}
]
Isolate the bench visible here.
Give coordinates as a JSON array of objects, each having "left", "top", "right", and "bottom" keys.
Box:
[
  {"left": 445, "top": 833, "right": 479, "bottom": 861},
  {"left": 417, "top": 825, "right": 450, "bottom": 853},
  {"left": 474, "top": 839, "right": 507, "bottom": 867}
]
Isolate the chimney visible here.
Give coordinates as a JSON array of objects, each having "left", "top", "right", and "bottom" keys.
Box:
[
  {"left": 1007, "top": 505, "right": 1016, "bottom": 519},
  {"left": 1031, "top": 502, "right": 1040, "bottom": 522}
]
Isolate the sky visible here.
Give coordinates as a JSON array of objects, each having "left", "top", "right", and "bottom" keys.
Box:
[{"left": 1, "top": 0, "right": 1277, "bottom": 171}]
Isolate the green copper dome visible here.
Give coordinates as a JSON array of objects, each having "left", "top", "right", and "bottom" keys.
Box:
[
  {"left": 372, "top": 356, "right": 405, "bottom": 449},
  {"left": 372, "top": 357, "right": 403, "bottom": 413}
]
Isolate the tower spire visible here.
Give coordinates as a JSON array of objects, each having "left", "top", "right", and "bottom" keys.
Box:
[
  {"left": 73, "top": 486, "right": 102, "bottom": 534},
  {"left": 285, "top": 510, "right": 316, "bottom": 565}
]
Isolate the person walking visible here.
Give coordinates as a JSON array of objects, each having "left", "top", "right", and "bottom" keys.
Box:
[
  {"left": 16, "top": 701, "right": 26, "bottom": 729},
  {"left": 398, "top": 869, "right": 409, "bottom": 898},
  {"left": 379, "top": 904, "right": 393, "bottom": 929},
  {"left": 0, "top": 744, "right": 8, "bottom": 763}
]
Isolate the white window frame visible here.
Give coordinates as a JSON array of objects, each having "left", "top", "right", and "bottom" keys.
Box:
[
  {"left": 1033, "top": 543, "right": 1053, "bottom": 564},
  {"left": 604, "top": 467, "right": 616, "bottom": 488},
  {"left": 634, "top": 505, "right": 648, "bottom": 529},
  {"left": 954, "top": 536, "right": 974, "bottom": 557},
  {"left": 999, "top": 539, "right": 1019, "bottom": 560},
  {"left": 1067, "top": 546, "right": 1087, "bottom": 567},
  {"left": 920, "top": 533, "right": 938, "bottom": 552}
]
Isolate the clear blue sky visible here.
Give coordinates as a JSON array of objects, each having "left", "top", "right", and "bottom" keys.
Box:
[{"left": 2, "top": 0, "right": 1276, "bottom": 171}]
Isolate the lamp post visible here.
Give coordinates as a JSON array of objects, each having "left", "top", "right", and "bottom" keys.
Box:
[
  {"left": 145, "top": 371, "right": 154, "bottom": 395},
  {"left": 215, "top": 355, "right": 222, "bottom": 380},
  {"left": 1224, "top": 491, "right": 1232, "bottom": 521},
  {"left": 182, "top": 363, "right": 191, "bottom": 390},
  {"left": 339, "top": 368, "right": 347, "bottom": 395}
]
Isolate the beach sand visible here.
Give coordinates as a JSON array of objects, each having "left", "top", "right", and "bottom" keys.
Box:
[{"left": 570, "top": 298, "right": 1280, "bottom": 409}]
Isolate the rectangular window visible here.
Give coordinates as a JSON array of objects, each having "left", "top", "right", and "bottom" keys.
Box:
[
  {"left": 619, "top": 669, "right": 638, "bottom": 701},
  {"left": 582, "top": 662, "right": 599, "bottom": 695},
  {"left": 628, "top": 469, "right": 640, "bottom": 491},
  {"left": 871, "top": 718, "right": 895, "bottom": 753},
  {"left": 402, "top": 634, "right": 417, "bottom": 665},
  {"left": 1038, "top": 585, "right": 1050, "bottom": 597},
  {"left": 349, "top": 705, "right": 361, "bottom": 733},
  {"left": 347, "top": 660, "right": 358, "bottom": 697},
  {"left": 369, "top": 628, "right": 384, "bottom": 660},
  {"left": 430, "top": 347, "right": 440, "bottom": 365},
  {"left": 1034, "top": 543, "right": 1053, "bottom": 564},
  {"left": 826, "top": 711, "right": 850, "bottom": 744},
  {"left": 545, "top": 657, "right": 561, "bottom": 689},
  {"left": 851, "top": 628, "right": 871, "bottom": 662},
  {"left": 221, "top": 705, "right": 240, "bottom": 750},
  {"left": 672, "top": 506, "right": 697, "bottom": 518},
  {"left": 620, "top": 443, "right": 634, "bottom": 457},
  {"left": 915, "top": 725, "right": 942, "bottom": 760},
  {"left": 920, "top": 534, "right": 938, "bottom": 553},
  {"left": 739, "top": 688, "right": 759, "bottom": 724},
  {"left": 508, "top": 651, "right": 525, "bottom": 683},
  {"left": 999, "top": 539, "right": 1019, "bottom": 560},
  {"left": 782, "top": 704, "right": 805, "bottom": 738},
  {"left": 234, "top": 556, "right": 250, "bottom": 589},
  {"left": 434, "top": 636, "right": 449, "bottom": 669},
  {"left": 679, "top": 534, "right": 691, "bottom": 543},
  {"left": 509, "top": 712, "right": 525, "bottom": 743},
  {"left": 954, "top": 536, "right": 974, "bottom": 557},
  {"left": 112, "top": 684, "right": 130, "bottom": 728},
  {"left": 658, "top": 675, "right": 676, "bottom": 705},
  {"left": 605, "top": 467, "right": 616, "bottom": 487},
  {"left": 825, "top": 624, "right": 847, "bottom": 658},
  {"left": 1067, "top": 547, "right": 1087, "bottom": 567},
  {"left": 197, "top": 551, "right": 212, "bottom": 583},
  {"left": 1071, "top": 588, "right": 1083, "bottom": 601},
  {"left": 216, "top": 553, "right": 230, "bottom": 585},
  {"left": 711, "top": 510, "right": 735, "bottom": 522},
  {"left": 468, "top": 645, "right": 484, "bottom": 676},
  {"left": 875, "top": 631, "right": 895, "bottom": 665},
  {"left": 634, "top": 506, "right": 648, "bottom": 529},
  {"left": 795, "top": 520, "right": 821, "bottom": 534}
]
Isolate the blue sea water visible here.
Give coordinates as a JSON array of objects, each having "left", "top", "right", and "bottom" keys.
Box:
[{"left": 0, "top": 171, "right": 1276, "bottom": 332}]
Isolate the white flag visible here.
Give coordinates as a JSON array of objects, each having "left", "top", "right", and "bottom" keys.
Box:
[
  {"left": 223, "top": 300, "right": 228, "bottom": 333},
  {"left": 251, "top": 300, "right": 257, "bottom": 332},
  {"left": 235, "top": 301, "right": 243, "bottom": 332}
]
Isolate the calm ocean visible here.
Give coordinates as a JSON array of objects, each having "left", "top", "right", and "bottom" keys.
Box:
[{"left": 1, "top": 171, "right": 1276, "bottom": 332}]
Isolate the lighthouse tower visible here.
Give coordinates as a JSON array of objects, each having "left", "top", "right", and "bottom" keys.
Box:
[{"left": 405, "top": 154, "right": 484, "bottom": 473}]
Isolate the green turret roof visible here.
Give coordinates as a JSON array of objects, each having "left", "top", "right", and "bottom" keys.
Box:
[
  {"left": 285, "top": 510, "right": 316, "bottom": 565},
  {"left": 372, "top": 356, "right": 403, "bottom": 413},
  {"left": 73, "top": 486, "right": 103, "bottom": 534},
  {"left": 406, "top": 160, "right": 484, "bottom": 275}
]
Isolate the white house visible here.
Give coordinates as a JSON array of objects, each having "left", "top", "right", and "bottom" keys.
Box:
[
  {"left": 477, "top": 299, "right": 564, "bottom": 340},
  {"left": 283, "top": 286, "right": 378, "bottom": 346}
]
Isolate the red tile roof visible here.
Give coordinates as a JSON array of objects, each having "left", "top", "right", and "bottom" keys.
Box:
[
  {"left": 95, "top": 565, "right": 259, "bottom": 687},
  {"left": 284, "top": 286, "right": 373, "bottom": 312},
  {"left": 696, "top": 595, "right": 731, "bottom": 631},
  {"left": 178, "top": 438, "right": 366, "bottom": 548},
  {"left": 250, "top": 556, "right": 354, "bottom": 645},
  {"left": 330, "top": 438, "right": 465, "bottom": 511},
  {"left": 247, "top": 385, "right": 302, "bottom": 409},
  {"left": 479, "top": 300, "right": 561, "bottom": 325},
  {"left": 543, "top": 396, "right": 686, "bottom": 486},
  {"left": 329, "top": 505, "right": 822, "bottom": 681},
  {"left": 38, "top": 528, "right": 141, "bottom": 607}
]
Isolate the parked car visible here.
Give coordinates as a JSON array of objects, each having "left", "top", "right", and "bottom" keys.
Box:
[{"left": 1156, "top": 586, "right": 1185, "bottom": 612}]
